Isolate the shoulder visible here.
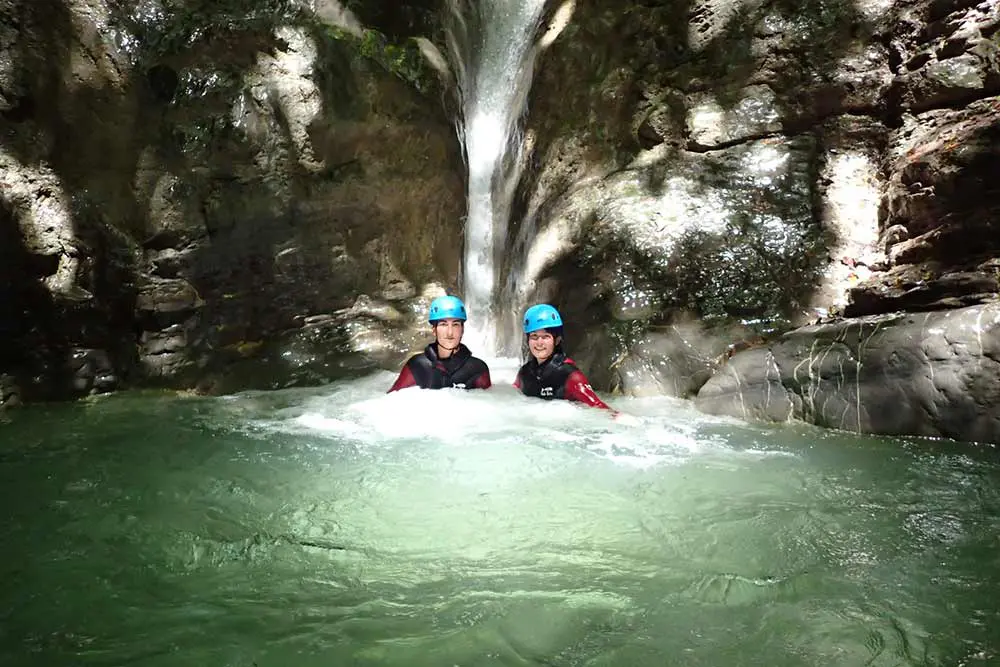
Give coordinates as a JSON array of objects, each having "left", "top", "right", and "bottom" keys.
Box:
[
  {"left": 406, "top": 352, "right": 432, "bottom": 367},
  {"left": 555, "top": 357, "right": 580, "bottom": 379},
  {"left": 552, "top": 354, "right": 579, "bottom": 372},
  {"left": 469, "top": 356, "right": 491, "bottom": 372}
]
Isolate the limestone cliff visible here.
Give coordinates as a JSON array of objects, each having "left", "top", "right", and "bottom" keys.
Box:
[
  {"left": 514, "top": 0, "right": 1000, "bottom": 441},
  {"left": 0, "top": 0, "right": 464, "bottom": 404}
]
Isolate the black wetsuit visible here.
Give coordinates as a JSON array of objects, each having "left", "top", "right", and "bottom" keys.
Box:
[
  {"left": 515, "top": 351, "right": 612, "bottom": 410},
  {"left": 388, "top": 343, "right": 491, "bottom": 391},
  {"left": 516, "top": 352, "right": 578, "bottom": 399}
]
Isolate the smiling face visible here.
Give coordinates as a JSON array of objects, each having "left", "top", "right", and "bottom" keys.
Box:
[
  {"left": 433, "top": 318, "right": 465, "bottom": 356},
  {"left": 527, "top": 330, "right": 560, "bottom": 363}
]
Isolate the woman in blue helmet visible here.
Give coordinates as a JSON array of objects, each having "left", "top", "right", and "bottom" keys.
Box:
[
  {"left": 513, "top": 304, "right": 615, "bottom": 412},
  {"left": 388, "top": 295, "right": 492, "bottom": 392}
]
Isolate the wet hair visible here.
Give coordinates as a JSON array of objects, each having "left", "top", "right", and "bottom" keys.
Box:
[{"left": 525, "top": 326, "right": 563, "bottom": 339}]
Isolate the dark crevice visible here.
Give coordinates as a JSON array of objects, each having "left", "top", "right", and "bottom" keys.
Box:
[
  {"left": 146, "top": 64, "right": 179, "bottom": 103},
  {"left": 684, "top": 131, "right": 788, "bottom": 154},
  {"left": 905, "top": 85, "right": 1000, "bottom": 116}
]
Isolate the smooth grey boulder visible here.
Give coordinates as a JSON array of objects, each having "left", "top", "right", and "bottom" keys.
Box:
[{"left": 695, "top": 302, "right": 1000, "bottom": 443}]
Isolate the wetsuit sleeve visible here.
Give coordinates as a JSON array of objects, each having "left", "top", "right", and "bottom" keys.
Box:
[
  {"left": 387, "top": 364, "right": 417, "bottom": 393},
  {"left": 563, "top": 370, "right": 613, "bottom": 410},
  {"left": 473, "top": 368, "right": 492, "bottom": 389}
]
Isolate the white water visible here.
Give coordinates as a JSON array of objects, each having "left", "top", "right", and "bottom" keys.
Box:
[
  {"left": 447, "top": 0, "right": 549, "bottom": 356},
  {"left": 256, "top": 360, "right": 745, "bottom": 470}
]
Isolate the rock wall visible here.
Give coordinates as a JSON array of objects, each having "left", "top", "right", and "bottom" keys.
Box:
[
  {"left": 515, "top": 0, "right": 1000, "bottom": 440},
  {"left": 4, "top": 0, "right": 999, "bottom": 444},
  {"left": 0, "top": 0, "right": 465, "bottom": 404},
  {"left": 512, "top": 0, "right": 895, "bottom": 393}
]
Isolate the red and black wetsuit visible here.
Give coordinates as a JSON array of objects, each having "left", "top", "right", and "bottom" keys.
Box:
[
  {"left": 513, "top": 351, "right": 612, "bottom": 410},
  {"left": 388, "top": 343, "right": 491, "bottom": 392}
]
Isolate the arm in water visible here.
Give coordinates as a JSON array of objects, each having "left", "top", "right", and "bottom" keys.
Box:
[
  {"left": 564, "top": 373, "right": 636, "bottom": 422},
  {"left": 387, "top": 364, "right": 417, "bottom": 393},
  {"left": 563, "top": 370, "right": 615, "bottom": 412},
  {"left": 473, "top": 368, "right": 492, "bottom": 389}
]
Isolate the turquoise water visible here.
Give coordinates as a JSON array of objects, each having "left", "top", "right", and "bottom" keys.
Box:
[{"left": 1, "top": 366, "right": 999, "bottom": 666}]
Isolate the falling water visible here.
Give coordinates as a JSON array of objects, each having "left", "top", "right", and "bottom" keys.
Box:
[{"left": 446, "top": 0, "right": 549, "bottom": 356}]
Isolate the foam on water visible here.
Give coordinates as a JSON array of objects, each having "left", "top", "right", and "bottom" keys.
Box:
[{"left": 228, "top": 357, "right": 788, "bottom": 470}]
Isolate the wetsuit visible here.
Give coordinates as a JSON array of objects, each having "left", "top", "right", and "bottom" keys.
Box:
[
  {"left": 513, "top": 351, "right": 611, "bottom": 410},
  {"left": 388, "top": 343, "right": 491, "bottom": 392}
]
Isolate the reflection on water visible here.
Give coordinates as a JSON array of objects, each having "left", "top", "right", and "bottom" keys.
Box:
[{"left": 1, "top": 365, "right": 999, "bottom": 666}]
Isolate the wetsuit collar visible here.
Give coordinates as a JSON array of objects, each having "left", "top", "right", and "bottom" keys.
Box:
[
  {"left": 528, "top": 350, "right": 566, "bottom": 373},
  {"left": 425, "top": 342, "right": 472, "bottom": 363}
]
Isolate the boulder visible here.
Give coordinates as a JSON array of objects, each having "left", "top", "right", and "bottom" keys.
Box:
[{"left": 696, "top": 302, "right": 1000, "bottom": 442}]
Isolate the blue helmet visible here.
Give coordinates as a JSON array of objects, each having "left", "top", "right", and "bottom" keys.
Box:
[
  {"left": 523, "top": 303, "right": 563, "bottom": 333},
  {"left": 428, "top": 295, "right": 467, "bottom": 323}
]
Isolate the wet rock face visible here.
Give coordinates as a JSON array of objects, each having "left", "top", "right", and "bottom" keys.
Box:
[
  {"left": 891, "top": 0, "right": 1000, "bottom": 113},
  {"left": 0, "top": 374, "right": 19, "bottom": 410},
  {"left": 517, "top": 132, "right": 828, "bottom": 396},
  {"left": 517, "top": 0, "right": 898, "bottom": 396},
  {"left": 0, "top": 0, "right": 463, "bottom": 399},
  {"left": 695, "top": 302, "right": 1000, "bottom": 443},
  {"left": 834, "top": 0, "right": 1000, "bottom": 323},
  {"left": 847, "top": 96, "right": 1000, "bottom": 316},
  {"left": 201, "top": 288, "right": 443, "bottom": 394},
  {"left": 518, "top": 0, "right": 1000, "bottom": 421},
  {"left": 0, "top": 155, "right": 136, "bottom": 401}
]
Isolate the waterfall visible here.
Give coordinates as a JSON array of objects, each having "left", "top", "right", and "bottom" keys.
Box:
[{"left": 445, "top": 0, "right": 549, "bottom": 357}]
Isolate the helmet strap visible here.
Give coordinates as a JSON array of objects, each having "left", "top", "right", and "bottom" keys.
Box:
[{"left": 436, "top": 341, "right": 459, "bottom": 357}]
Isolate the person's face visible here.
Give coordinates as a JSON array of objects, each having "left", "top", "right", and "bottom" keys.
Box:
[
  {"left": 527, "top": 330, "right": 559, "bottom": 362},
  {"left": 433, "top": 318, "right": 464, "bottom": 348}
]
